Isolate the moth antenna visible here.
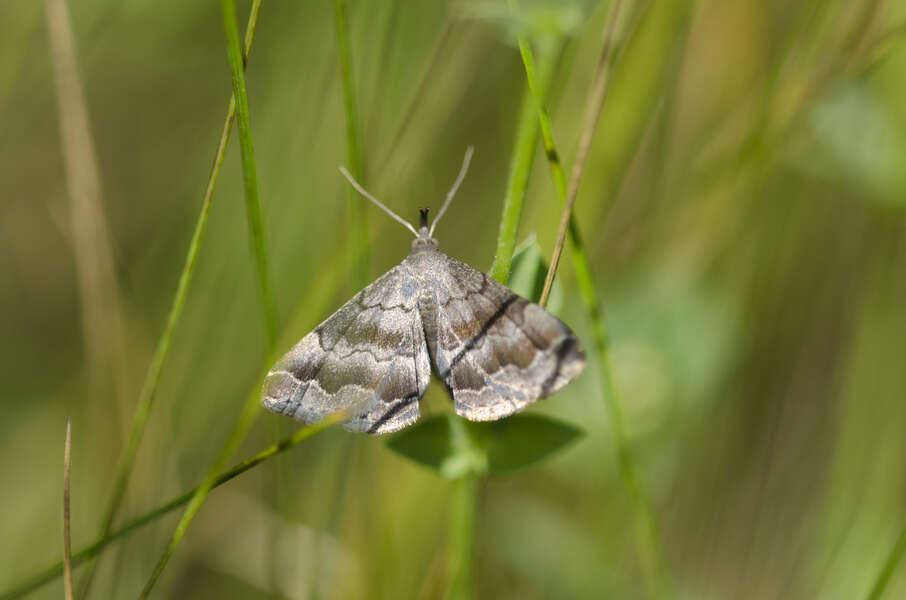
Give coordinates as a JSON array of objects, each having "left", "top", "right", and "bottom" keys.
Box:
[
  {"left": 338, "top": 167, "right": 419, "bottom": 237},
  {"left": 429, "top": 146, "right": 474, "bottom": 237}
]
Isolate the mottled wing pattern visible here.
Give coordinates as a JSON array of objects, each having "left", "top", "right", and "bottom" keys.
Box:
[
  {"left": 429, "top": 254, "right": 586, "bottom": 421},
  {"left": 262, "top": 264, "right": 431, "bottom": 434}
]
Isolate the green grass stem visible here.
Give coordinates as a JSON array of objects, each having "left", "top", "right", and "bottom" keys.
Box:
[
  {"left": 444, "top": 49, "right": 559, "bottom": 598},
  {"left": 301, "top": 5, "right": 371, "bottom": 597},
  {"left": 489, "top": 51, "right": 556, "bottom": 284},
  {"left": 224, "top": 0, "right": 276, "bottom": 349},
  {"left": 444, "top": 475, "right": 478, "bottom": 600},
  {"left": 136, "top": 2, "right": 274, "bottom": 595},
  {"left": 335, "top": 0, "right": 369, "bottom": 288},
  {"left": 0, "top": 417, "right": 339, "bottom": 600},
  {"left": 76, "top": 3, "right": 263, "bottom": 597},
  {"left": 138, "top": 383, "right": 260, "bottom": 597},
  {"left": 2, "top": 236, "right": 354, "bottom": 600},
  {"left": 540, "top": 0, "right": 622, "bottom": 307},
  {"left": 512, "top": 2, "right": 671, "bottom": 597}
]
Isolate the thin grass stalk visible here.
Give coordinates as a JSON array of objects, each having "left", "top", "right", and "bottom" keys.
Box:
[
  {"left": 0, "top": 417, "right": 340, "bottom": 600},
  {"left": 132, "top": 207, "right": 367, "bottom": 598},
  {"left": 76, "top": 4, "right": 264, "bottom": 596},
  {"left": 133, "top": 186, "right": 351, "bottom": 596},
  {"left": 488, "top": 52, "right": 554, "bottom": 282},
  {"left": 512, "top": 2, "right": 670, "bottom": 597},
  {"left": 2, "top": 251, "right": 350, "bottom": 600},
  {"left": 136, "top": 2, "right": 273, "bottom": 595},
  {"left": 63, "top": 419, "right": 73, "bottom": 600},
  {"left": 490, "top": 42, "right": 558, "bottom": 288},
  {"left": 138, "top": 385, "right": 258, "bottom": 596},
  {"left": 224, "top": 0, "right": 277, "bottom": 350},
  {"left": 864, "top": 520, "right": 906, "bottom": 600},
  {"left": 301, "top": 5, "right": 371, "bottom": 597},
  {"left": 539, "top": 0, "right": 622, "bottom": 308},
  {"left": 335, "top": 0, "right": 369, "bottom": 288},
  {"left": 3, "top": 125, "right": 374, "bottom": 600},
  {"left": 43, "top": 0, "right": 129, "bottom": 411}
]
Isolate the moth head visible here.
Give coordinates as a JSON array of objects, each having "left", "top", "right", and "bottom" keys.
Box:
[{"left": 412, "top": 208, "right": 439, "bottom": 251}]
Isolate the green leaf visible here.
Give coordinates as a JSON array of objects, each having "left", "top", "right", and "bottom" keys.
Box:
[
  {"left": 387, "top": 413, "right": 583, "bottom": 478},
  {"left": 386, "top": 415, "right": 487, "bottom": 478},
  {"left": 509, "top": 235, "right": 564, "bottom": 312},
  {"left": 481, "top": 413, "right": 583, "bottom": 473}
]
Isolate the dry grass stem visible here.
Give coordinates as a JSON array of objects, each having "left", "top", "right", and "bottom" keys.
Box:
[
  {"left": 62, "top": 418, "right": 73, "bottom": 600},
  {"left": 43, "top": 0, "right": 128, "bottom": 403},
  {"left": 540, "top": 0, "right": 623, "bottom": 308}
]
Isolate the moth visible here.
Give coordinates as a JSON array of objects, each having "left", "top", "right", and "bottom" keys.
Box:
[{"left": 262, "top": 148, "right": 586, "bottom": 434}]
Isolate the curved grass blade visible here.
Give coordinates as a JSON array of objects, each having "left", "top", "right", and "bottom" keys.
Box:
[
  {"left": 335, "top": 0, "right": 369, "bottom": 289},
  {"left": 510, "top": 0, "right": 672, "bottom": 597},
  {"left": 489, "top": 85, "right": 542, "bottom": 283},
  {"left": 76, "top": 2, "right": 265, "bottom": 597},
  {"left": 225, "top": 0, "right": 277, "bottom": 349},
  {"left": 137, "top": 1, "right": 273, "bottom": 595},
  {"left": 0, "top": 417, "right": 339, "bottom": 600},
  {"left": 63, "top": 418, "right": 73, "bottom": 600},
  {"left": 539, "top": 0, "right": 623, "bottom": 307}
]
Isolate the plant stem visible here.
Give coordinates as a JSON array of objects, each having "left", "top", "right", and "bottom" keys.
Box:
[
  {"left": 489, "top": 50, "right": 556, "bottom": 284},
  {"left": 335, "top": 0, "right": 369, "bottom": 288},
  {"left": 63, "top": 418, "right": 73, "bottom": 600},
  {"left": 0, "top": 418, "right": 339, "bottom": 600},
  {"left": 512, "top": 1, "right": 670, "bottom": 597},
  {"left": 136, "top": 2, "right": 273, "bottom": 595},
  {"left": 444, "top": 476, "right": 478, "bottom": 600},
  {"left": 303, "top": 6, "right": 370, "bottom": 598},
  {"left": 138, "top": 389, "right": 254, "bottom": 597},
  {"left": 224, "top": 0, "right": 277, "bottom": 350},
  {"left": 540, "top": 0, "right": 623, "bottom": 308},
  {"left": 76, "top": 3, "right": 264, "bottom": 597},
  {"left": 44, "top": 0, "right": 129, "bottom": 418},
  {"left": 444, "top": 47, "right": 561, "bottom": 600}
]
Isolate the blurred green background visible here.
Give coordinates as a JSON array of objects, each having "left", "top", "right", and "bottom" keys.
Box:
[{"left": 2, "top": 0, "right": 906, "bottom": 598}]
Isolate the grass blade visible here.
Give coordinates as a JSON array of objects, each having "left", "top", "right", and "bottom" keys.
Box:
[
  {"left": 136, "top": 1, "right": 274, "bottom": 595},
  {"left": 539, "top": 0, "right": 623, "bottom": 307},
  {"left": 511, "top": 1, "right": 671, "bottom": 597},
  {"left": 63, "top": 418, "right": 73, "bottom": 600},
  {"left": 335, "top": 0, "right": 369, "bottom": 288},
  {"left": 1, "top": 255, "right": 348, "bottom": 600},
  {"left": 138, "top": 388, "right": 257, "bottom": 597},
  {"left": 76, "top": 3, "right": 264, "bottom": 596},
  {"left": 223, "top": 0, "right": 277, "bottom": 349},
  {"left": 43, "top": 0, "right": 129, "bottom": 407},
  {"left": 0, "top": 416, "right": 340, "bottom": 600},
  {"left": 489, "top": 50, "right": 556, "bottom": 284},
  {"left": 444, "top": 47, "right": 560, "bottom": 599}
]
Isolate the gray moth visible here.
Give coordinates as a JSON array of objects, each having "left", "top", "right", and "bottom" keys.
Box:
[{"left": 262, "top": 149, "right": 586, "bottom": 434}]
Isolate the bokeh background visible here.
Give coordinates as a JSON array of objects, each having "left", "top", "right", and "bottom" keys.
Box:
[{"left": 2, "top": 0, "right": 906, "bottom": 598}]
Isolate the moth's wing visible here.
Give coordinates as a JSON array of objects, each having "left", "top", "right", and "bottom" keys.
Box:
[
  {"left": 262, "top": 264, "right": 431, "bottom": 434},
  {"left": 429, "top": 255, "right": 585, "bottom": 421}
]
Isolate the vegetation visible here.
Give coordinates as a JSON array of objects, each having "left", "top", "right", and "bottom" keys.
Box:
[{"left": 1, "top": 1, "right": 905, "bottom": 598}]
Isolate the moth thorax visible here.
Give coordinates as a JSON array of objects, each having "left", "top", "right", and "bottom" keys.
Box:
[{"left": 411, "top": 233, "right": 438, "bottom": 252}]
